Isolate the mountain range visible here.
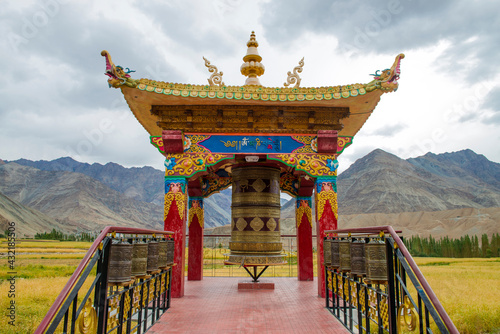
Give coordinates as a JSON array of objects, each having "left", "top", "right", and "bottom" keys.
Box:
[{"left": 1, "top": 149, "right": 499, "bottom": 238}]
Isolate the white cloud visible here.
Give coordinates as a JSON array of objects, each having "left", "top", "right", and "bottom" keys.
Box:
[{"left": 0, "top": 0, "right": 498, "bottom": 175}]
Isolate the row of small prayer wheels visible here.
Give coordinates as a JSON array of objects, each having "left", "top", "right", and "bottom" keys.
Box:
[
  {"left": 324, "top": 237, "right": 388, "bottom": 284},
  {"left": 108, "top": 238, "right": 174, "bottom": 283}
]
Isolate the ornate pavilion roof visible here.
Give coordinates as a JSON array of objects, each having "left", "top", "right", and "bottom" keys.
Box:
[{"left": 101, "top": 32, "right": 404, "bottom": 142}]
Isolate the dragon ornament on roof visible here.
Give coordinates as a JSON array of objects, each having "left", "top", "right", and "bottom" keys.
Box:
[
  {"left": 366, "top": 53, "right": 405, "bottom": 93},
  {"left": 101, "top": 50, "right": 139, "bottom": 89}
]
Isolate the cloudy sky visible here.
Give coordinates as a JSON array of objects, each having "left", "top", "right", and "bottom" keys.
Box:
[{"left": 1, "top": 0, "right": 499, "bottom": 173}]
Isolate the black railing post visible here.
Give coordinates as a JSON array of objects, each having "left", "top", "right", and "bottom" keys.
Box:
[
  {"left": 167, "top": 270, "right": 172, "bottom": 309},
  {"left": 63, "top": 310, "right": 69, "bottom": 333},
  {"left": 325, "top": 265, "right": 329, "bottom": 308},
  {"left": 71, "top": 293, "right": 78, "bottom": 334},
  {"left": 96, "top": 238, "right": 111, "bottom": 334},
  {"left": 356, "top": 278, "right": 362, "bottom": 334},
  {"left": 365, "top": 284, "right": 370, "bottom": 334},
  {"left": 386, "top": 239, "right": 398, "bottom": 333},
  {"left": 348, "top": 278, "right": 353, "bottom": 331}
]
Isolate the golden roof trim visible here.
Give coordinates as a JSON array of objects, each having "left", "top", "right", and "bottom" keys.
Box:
[{"left": 135, "top": 79, "right": 368, "bottom": 101}]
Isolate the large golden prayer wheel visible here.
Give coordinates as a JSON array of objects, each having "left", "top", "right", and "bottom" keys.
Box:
[{"left": 225, "top": 166, "right": 286, "bottom": 266}]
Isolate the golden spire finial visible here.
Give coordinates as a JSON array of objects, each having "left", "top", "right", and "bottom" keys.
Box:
[{"left": 240, "top": 31, "right": 265, "bottom": 86}]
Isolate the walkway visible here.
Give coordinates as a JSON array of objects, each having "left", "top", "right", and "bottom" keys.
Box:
[{"left": 148, "top": 277, "right": 349, "bottom": 334}]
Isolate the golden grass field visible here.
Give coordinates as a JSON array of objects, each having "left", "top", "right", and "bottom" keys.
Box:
[{"left": 0, "top": 240, "right": 499, "bottom": 334}]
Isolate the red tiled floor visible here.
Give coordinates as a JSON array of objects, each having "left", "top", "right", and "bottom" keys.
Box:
[{"left": 148, "top": 277, "right": 349, "bottom": 334}]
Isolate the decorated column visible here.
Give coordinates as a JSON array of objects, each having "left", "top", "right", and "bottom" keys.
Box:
[
  {"left": 164, "top": 177, "right": 188, "bottom": 298},
  {"left": 296, "top": 197, "right": 314, "bottom": 281},
  {"left": 188, "top": 197, "right": 204, "bottom": 281},
  {"left": 315, "top": 176, "right": 338, "bottom": 297}
]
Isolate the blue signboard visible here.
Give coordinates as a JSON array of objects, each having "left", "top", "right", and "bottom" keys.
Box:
[{"left": 184, "top": 134, "right": 317, "bottom": 154}]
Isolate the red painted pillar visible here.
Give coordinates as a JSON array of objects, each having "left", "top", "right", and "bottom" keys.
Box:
[
  {"left": 188, "top": 197, "right": 204, "bottom": 280},
  {"left": 315, "top": 178, "right": 338, "bottom": 297},
  {"left": 164, "top": 178, "right": 187, "bottom": 298},
  {"left": 296, "top": 197, "right": 314, "bottom": 281}
]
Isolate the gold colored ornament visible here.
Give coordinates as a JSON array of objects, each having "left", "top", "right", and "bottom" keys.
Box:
[
  {"left": 132, "top": 285, "right": 141, "bottom": 313},
  {"left": 76, "top": 298, "right": 97, "bottom": 334},
  {"left": 123, "top": 292, "right": 131, "bottom": 321},
  {"left": 184, "top": 135, "right": 211, "bottom": 153},
  {"left": 350, "top": 281, "right": 358, "bottom": 307},
  {"left": 160, "top": 272, "right": 166, "bottom": 294},
  {"left": 203, "top": 57, "right": 225, "bottom": 87},
  {"left": 274, "top": 154, "right": 338, "bottom": 177},
  {"left": 316, "top": 190, "right": 338, "bottom": 221},
  {"left": 380, "top": 295, "right": 390, "bottom": 329},
  {"left": 359, "top": 285, "right": 366, "bottom": 313},
  {"left": 164, "top": 192, "right": 186, "bottom": 220},
  {"left": 291, "top": 135, "right": 317, "bottom": 153},
  {"left": 240, "top": 31, "right": 265, "bottom": 86},
  {"left": 188, "top": 206, "right": 204, "bottom": 228},
  {"left": 107, "top": 295, "right": 119, "bottom": 331},
  {"left": 398, "top": 295, "right": 418, "bottom": 332},
  {"left": 296, "top": 205, "right": 312, "bottom": 228},
  {"left": 164, "top": 153, "right": 233, "bottom": 177},
  {"left": 284, "top": 57, "right": 304, "bottom": 88}
]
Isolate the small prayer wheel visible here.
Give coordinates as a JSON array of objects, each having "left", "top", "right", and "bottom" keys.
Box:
[
  {"left": 331, "top": 238, "right": 340, "bottom": 269},
  {"left": 324, "top": 238, "right": 332, "bottom": 266},
  {"left": 166, "top": 239, "right": 174, "bottom": 265},
  {"left": 131, "top": 240, "right": 148, "bottom": 277},
  {"left": 147, "top": 240, "right": 159, "bottom": 273},
  {"left": 157, "top": 239, "right": 169, "bottom": 268},
  {"left": 339, "top": 239, "right": 351, "bottom": 272},
  {"left": 350, "top": 238, "right": 366, "bottom": 276},
  {"left": 108, "top": 240, "right": 132, "bottom": 283},
  {"left": 365, "top": 238, "right": 388, "bottom": 283}
]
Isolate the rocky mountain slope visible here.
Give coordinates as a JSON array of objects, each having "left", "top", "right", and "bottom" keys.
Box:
[
  {"left": 0, "top": 191, "right": 71, "bottom": 237},
  {"left": 10, "top": 157, "right": 164, "bottom": 205},
  {"left": 338, "top": 207, "right": 500, "bottom": 239},
  {"left": 337, "top": 149, "right": 500, "bottom": 214},
  {"left": 0, "top": 163, "right": 164, "bottom": 233},
  {"left": 278, "top": 149, "right": 500, "bottom": 237},
  {"left": 5, "top": 158, "right": 233, "bottom": 231}
]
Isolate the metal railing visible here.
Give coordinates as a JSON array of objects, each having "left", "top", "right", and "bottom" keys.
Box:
[
  {"left": 35, "top": 226, "right": 174, "bottom": 334},
  {"left": 193, "top": 235, "right": 318, "bottom": 277},
  {"left": 324, "top": 226, "right": 458, "bottom": 334}
]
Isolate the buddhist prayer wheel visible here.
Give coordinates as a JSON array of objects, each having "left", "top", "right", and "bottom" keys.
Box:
[
  {"left": 226, "top": 166, "right": 286, "bottom": 266},
  {"left": 157, "top": 239, "right": 169, "bottom": 268},
  {"left": 350, "top": 238, "right": 366, "bottom": 276},
  {"left": 331, "top": 238, "right": 340, "bottom": 269},
  {"left": 102, "top": 30, "right": 404, "bottom": 296},
  {"left": 166, "top": 239, "right": 175, "bottom": 266},
  {"left": 338, "top": 239, "right": 352, "bottom": 272},
  {"left": 131, "top": 240, "right": 148, "bottom": 277},
  {"left": 323, "top": 238, "right": 332, "bottom": 266},
  {"left": 365, "top": 238, "right": 388, "bottom": 283},
  {"left": 146, "top": 240, "right": 159, "bottom": 273},
  {"left": 108, "top": 240, "right": 133, "bottom": 283}
]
